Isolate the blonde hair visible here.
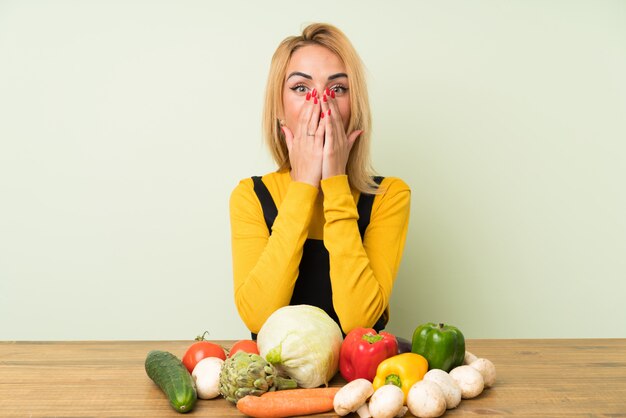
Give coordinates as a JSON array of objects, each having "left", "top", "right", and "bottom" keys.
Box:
[{"left": 262, "top": 23, "right": 380, "bottom": 194}]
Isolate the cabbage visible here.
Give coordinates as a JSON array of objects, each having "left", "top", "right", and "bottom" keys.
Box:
[{"left": 257, "top": 304, "right": 343, "bottom": 388}]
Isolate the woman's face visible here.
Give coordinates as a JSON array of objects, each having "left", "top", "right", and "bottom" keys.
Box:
[{"left": 282, "top": 44, "right": 351, "bottom": 133}]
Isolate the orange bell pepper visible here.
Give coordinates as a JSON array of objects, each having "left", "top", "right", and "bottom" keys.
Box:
[{"left": 372, "top": 353, "right": 428, "bottom": 403}]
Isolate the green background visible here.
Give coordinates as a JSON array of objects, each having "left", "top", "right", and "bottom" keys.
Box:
[{"left": 1, "top": 0, "right": 624, "bottom": 340}]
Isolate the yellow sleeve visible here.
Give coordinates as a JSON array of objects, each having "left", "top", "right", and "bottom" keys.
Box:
[
  {"left": 321, "top": 175, "right": 411, "bottom": 333},
  {"left": 229, "top": 178, "right": 319, "bottom": 333}
]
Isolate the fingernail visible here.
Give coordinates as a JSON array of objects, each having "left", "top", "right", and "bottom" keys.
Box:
[
  {"left": 321, "top": 112, "right": 325, "bottom": 119},
  {"left": 314, "top": 96, "right": 318, "bottom": 104},
  {"left": 306, "top": 92, "right": 311, "bottom": 101},
  {"left": 330, "top": 90, "right": 335, "bottom": 99},
  {"left": 325, "top": 88, "right": 330, "bottom": 96},
  {"left": 323, "top": 94, "right": 328, "bottom": 102},
  {"left": 328, "top": 109, "right": 331, "bottom": 116},
  {"left": 312, "top": 88, "right": 317, "bottom": 97}
]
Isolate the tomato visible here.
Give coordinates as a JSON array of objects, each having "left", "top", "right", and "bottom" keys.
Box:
[
  {"left": 182, "top": 341, "right": 226, "bottom": 373},
  {"left": 229, "top": 339, "right": 259, "bottom": 357}
]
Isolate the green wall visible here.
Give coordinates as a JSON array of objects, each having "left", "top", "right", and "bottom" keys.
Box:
[{"left": 1, "top": 1, "right": 624, "bottom": 340}]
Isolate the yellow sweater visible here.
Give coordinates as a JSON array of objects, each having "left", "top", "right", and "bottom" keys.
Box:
[{"left": 229, "top": 171, "right": 411, "bottom": 334}]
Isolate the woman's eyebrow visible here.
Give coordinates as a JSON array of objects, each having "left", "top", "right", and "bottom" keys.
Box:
[
  {"left": 287, "top": 71, "right": 312, "bottom": 80},
  {"left": 328, "top": 73, "right": 348, "bottom": 80},
  {"left": 286, "top": 72, "right": 349, "bottom": 81}
]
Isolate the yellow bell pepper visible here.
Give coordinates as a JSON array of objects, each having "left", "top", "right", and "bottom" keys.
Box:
[{"left": 372, "top": 352, "right": 428, "bottom": 402}]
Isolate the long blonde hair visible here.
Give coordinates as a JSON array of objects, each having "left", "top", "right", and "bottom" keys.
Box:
[{"left": 262, "top": 23, "right": 380, "bottom": 194}]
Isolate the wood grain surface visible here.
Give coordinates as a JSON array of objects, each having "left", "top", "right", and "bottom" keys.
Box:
[{"left": 1, "top": 339, "right": 625, "bottom": 417}]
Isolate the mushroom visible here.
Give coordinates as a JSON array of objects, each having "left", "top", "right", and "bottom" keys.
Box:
[
  {"left": 191, "top": 357, "right": 224, "bottom": 399},
  {"left": 464, "top": 350, "right": 479, "bottom": 365},
  {"left": 449, "top": 365, "right": 484, "bottom": 399},
  {"left": 334, "top": 378, "right": 374, "bottom": 418},
  {"left": 406, "top": 380, "right": 446, "bottom": 418},
  {"left": 423, "top": 369, "right": 462, "bottom": 409},
  {"left": 469, "top": 358, "right": 497, "bottom": 388},
  {"left": 368, "top": 384, "right": 405, "bottom": 418}
]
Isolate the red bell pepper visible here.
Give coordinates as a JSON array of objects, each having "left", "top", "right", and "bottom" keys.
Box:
[{"left": 339, "top": 328, "right": 398, "bottom": 382}]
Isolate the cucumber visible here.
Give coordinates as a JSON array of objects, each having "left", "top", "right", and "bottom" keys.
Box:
[{"left": 145, "top": 350, "right": 197, "bottom": 413}]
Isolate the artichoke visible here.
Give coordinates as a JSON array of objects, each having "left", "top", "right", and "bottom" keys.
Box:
[{"left": 219, "top": 351, "right": 297, "bottom": 404}]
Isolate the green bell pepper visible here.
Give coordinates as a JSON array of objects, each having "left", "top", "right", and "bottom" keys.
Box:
[{"left": 411, "top": 322, "right": 465, "bottom": 372}]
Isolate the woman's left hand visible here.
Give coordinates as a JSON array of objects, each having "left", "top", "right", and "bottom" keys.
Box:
[{"left": 320, "top": 90, "right": 363, "bottom": 179}]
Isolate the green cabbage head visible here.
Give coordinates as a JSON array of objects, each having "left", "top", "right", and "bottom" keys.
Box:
[{"left": 257, "top": 305, "right": 343, "bottom": 388}]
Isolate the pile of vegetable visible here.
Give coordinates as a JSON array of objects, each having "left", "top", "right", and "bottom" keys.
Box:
[
  {"left": 144, "top": 305, "right": 345, "bottom": 415},
  {"left": 144, "top": 308, "right": 497, "bottom": 418},
  {"left": 333, "top": 322, "right": 497, "bottom": 418},
  {"left": 144, "top": 331, "right": 261, "bottom": 413}
]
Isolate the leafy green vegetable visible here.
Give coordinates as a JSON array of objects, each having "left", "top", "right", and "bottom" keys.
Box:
[{"left": 257, "top": 305, "right": 344, "bottom": 388}]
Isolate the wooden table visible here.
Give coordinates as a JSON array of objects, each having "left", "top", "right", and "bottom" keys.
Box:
[{"left": 1, "top": 339, "right": 625, "bottom": 417}]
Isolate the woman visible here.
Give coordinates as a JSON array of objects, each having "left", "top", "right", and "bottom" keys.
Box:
[{"left": 229, "top": 23, "right": 410, "bottom": 337}]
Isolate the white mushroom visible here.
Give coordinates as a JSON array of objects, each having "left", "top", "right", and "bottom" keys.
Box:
[
  {"left": 449, "top": 365, "right": 484, "bottom": 399},
  {"left": 469, "top": 358, "right": 497, "bottom": 388},
  {"left": 368, "top": 385, "right": 405, "bottom": 418},
  {"left": 334, "top": 378, "right": 374, "bottom": 418},
  {"left": 464, "top": 350, "right": 479, "bottom": 365},
  {"left": 406, "top": 380, "right": 446, "bottom": 418},
  {"left": 423, "top": 369, "right": 462, "bottom": 409},
  {"left": 191, "top": 357, "right": 224, "bottom": 399},
  {"left": 395, "top": 406, "right": 408, "bottom": 417}
]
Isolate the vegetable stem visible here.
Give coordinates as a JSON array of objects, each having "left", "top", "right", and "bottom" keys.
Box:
[
  {"left": 385, "top": 374, "right": 402, "bottom": 388},
  {"left": 275, "top": 376, "right": 299, "bottom": 390},
  {"left": 361, "top": 333, "right": 385, "bottom": 344},
  {"left": 195, "top": 331, "right": 210, "bottom": 341}
]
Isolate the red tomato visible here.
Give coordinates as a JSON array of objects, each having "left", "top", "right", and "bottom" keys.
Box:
[
  {"left": 182, "top": 341, "right": 226, "bottom": 373},
  {"left": 229, "top": 340, "right": 259, "bottom": 357}
]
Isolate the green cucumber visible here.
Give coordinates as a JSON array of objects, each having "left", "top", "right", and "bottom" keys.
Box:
[{"left": 145, "top": 350, "right": 197, "bottom": 413}]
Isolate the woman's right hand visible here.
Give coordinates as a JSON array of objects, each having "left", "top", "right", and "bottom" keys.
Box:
[{"left": 281, "top": 89, "right": 325, "bottom": 188}]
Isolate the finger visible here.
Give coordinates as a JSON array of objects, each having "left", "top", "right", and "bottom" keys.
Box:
[
  {"left": 347, "top": 130, "right": 363, "bottom": 152},
  {"left": 319, "top": 91, "right": 337, "bottom": 143},
  {"left": 322, "top": 104, "right": 333, "bottom": 148},
  {"left": 297, "top": 92, "right": 316, "bottom": 137},
  {"left": 315, "top": 110, "right": 326, "bottom": 146},
  {"left": 320, "top": 91, "right": 330, "bottom": 115},
  {"left": 282, "top": 126, "right": 294, "bottom": 151},
  {"left": 326, "top": 92, "right": 343, "bottom": 133},
  {"left": 307, "top": 95, "right": 321, "bottom": 138},
  {"left": 327, "top": 88, "right": 348, "bottom": 136},
  {"left": 319, "top": 92, "right": 332, "bottom": 146}
]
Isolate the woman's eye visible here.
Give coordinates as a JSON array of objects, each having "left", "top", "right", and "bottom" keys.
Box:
[
  {"left": 331, "top": 85, "right": 348, "bottom": 94},
  {"left": 290, "top": 85, "right": 308, "bottom": 93}
]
